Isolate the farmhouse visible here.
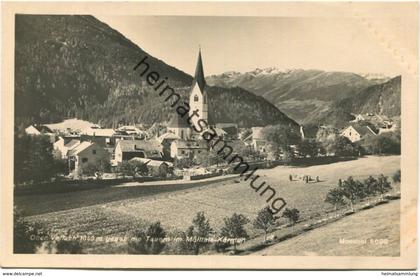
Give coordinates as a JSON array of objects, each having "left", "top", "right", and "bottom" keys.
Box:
[
  {"left": 215, "top": 123, "right": 238, "bottom": 139},
  {"left": 114, "top": 139, "right": 163, "bottom": 163},
  {"left": 243, "top": 127, "right": 267, "bottom": 153},
  {"left": 80, "top": 127, "right": 115, "bottom": 147},
  {"left": 170, "top": 139, "right": 208, "bottom": 159},
  {"left": 341, "top": 125, "right": 377, "bottom": 142},
  {"left": 67, "top": 141, "right": 108, "bottom": 174},
  {"left": 53, "top": 138, "right": 81, "bottom": 159}
]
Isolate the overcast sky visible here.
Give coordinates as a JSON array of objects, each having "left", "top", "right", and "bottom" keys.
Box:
[{"left": 96, "top": 15, "right": 405, "bottom": 77}]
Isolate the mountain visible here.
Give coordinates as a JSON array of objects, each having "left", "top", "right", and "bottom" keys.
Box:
[
  {"left": 308, "top": 76, "right": 401, "bottom": 127},
  {"left": 207, "top": 68, "right": 380, "bottom": 123},
  {"left": 15, "top": 15, "right": 297, "bottom": 129}
]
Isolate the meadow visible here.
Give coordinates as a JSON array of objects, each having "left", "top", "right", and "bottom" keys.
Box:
[
  {"left": 19, "top": 155, "right": 400, "bottom": 253},
  {"left": 252, "top": 199, "right": 400, "bottom": 256}
]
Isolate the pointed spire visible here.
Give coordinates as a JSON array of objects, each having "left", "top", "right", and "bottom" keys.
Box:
[{"left": 194, "top": 47, "right": 206, "bottom": 91}]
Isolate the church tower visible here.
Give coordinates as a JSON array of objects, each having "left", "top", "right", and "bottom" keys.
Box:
[{"left": 189, "top": 49, "right": 208, "bottom": 130}]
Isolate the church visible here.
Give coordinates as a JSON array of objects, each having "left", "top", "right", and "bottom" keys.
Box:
[
  {"left": 164, "top": 49, "right": 232, "bottom": 158},
  {"left": 167, "top": 49, "right": 211, "bottom": 141}
]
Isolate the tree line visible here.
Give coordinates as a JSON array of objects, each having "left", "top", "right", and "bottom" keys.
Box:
[
  {"left": 325, "top": 172, "right": 399, "bottom": 212},
  {"left": 14, "top": 205, "right": 301, "bottom": 254}
]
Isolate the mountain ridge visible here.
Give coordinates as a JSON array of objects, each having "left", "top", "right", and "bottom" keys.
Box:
[
  {"left": 15, "top": 15, "right": 298, "bottom": 129},
  {"left": 207, "top": 68, "right": 397, "bottom": 124}
]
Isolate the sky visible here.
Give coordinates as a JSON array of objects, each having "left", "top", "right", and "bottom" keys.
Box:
[{"left": 96, "top": 15, "right": 406, "bottom": 77}]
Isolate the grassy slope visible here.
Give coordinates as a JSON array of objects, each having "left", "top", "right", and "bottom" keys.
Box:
[
  {"left": 252, "top": 199, "right": 400, "bottom": 256},
  {"left": 22, "top": 156, "right": 400, "bottom": 239}
]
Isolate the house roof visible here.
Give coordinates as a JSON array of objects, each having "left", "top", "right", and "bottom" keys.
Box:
[
  {"left": 174, "top": 139, "right": 208, "bottom": 149},
  {"left": 117, "top": 139, "right": 162, "bottom": 153},
  {"left": 215, "top": 124, "right": 238, "bottom": 136},
  {"left": 167, "top": 114, "right": 190, "bottom": 128},
  {"left": 216, "top": 123, "right": 238, "bottom": 128},
  {"left": 81, "top": 127, "right": 115, "bottom": 137},
  {"left": 213, "top": 128, "right": 227, "bottom": 137},
  {"left": 68, "top": 141, "right": 93, "bottom": 156},
  {"left": 158, "top": 132, "right": 179, "bottom": 142},
  {"left": 251, "top": 127, "right": 265, "bottom": 140},
  {"left": 347, "top": 125, "right": 377, "bottom": 136},
  {"left": 64, "top": 139, "right": 81, "bottom": 149},
  {"left": 130, "top": 157, "right": 173, "bottom": 168},
  {"left": 27, "top": 125, "right": 54, "bottom": 134}
]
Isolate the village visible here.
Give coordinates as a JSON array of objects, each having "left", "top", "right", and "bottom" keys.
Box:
[{"left": 20, "top": 50, "right": 400, "bottom": 184}]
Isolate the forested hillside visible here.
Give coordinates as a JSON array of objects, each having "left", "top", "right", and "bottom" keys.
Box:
[
  {"left": 15, "top": 15, "right": 297, "bottom": 128},
  {"left": 307, "top": 76, "right": 401, "bottom": 127},
  {"left": 207, "top": 68, "right": 379, "bottom": 123}
]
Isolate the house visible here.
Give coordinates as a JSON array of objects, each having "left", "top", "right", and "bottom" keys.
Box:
[
  {"left": 215, "top": 123, "right": 238, "bottom": 139},
  {"left": 157, "top": 132, "right": 179, "bottom": 144},
  {"left": 116, "top": 125, "right": 143, "bottom": 135},
  {"left": 170, "top": 140, "right": 208, "bottom": 159},
  {"left": 351, "top": 114, "right": 367, "bottom": 122},
  {"left": 114, "top": 139, "right": 163, "bottom": 163},
  {"left": 80, "top": 127, "right": 116, "bottom": 147},
  {"left": 130, "top": 157, "right": 173, "bottom": 176},
  {"left": 25, "top": 124, "right": 56, "bottom": 143},
  {"left": 25, "top": 124, "right": 54, "bottom": 136},
  {"left": 67, "top": 141, "right": 108, "bottom": 174},
  {"left": 244, "top": 127, "right": 267, "bottom": 153},
  {"left": 341, "top": 125, "right": 377, "bottom": 143},
  {"left": 53, "top": 138, "right": 81, "bottom": 159}
]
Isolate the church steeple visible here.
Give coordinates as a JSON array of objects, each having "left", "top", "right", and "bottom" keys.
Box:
[
  {"left": 194, "top": 48, "right": 206, "bottom": 92},
  {"left": 189, "top": 47, "right": 209, "bottom": 131}
]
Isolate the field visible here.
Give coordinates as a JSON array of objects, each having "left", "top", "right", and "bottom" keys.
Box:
[
  {"left": 252, "top": 199, "right": 400, "bottom": 256},
  {"left": 18, "top": 155, "right": 400, "bottom": 253}
]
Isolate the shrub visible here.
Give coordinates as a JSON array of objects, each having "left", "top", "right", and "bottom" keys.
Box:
[
  {"left": 333, "top": 136, "right": 360, "bottom": 157},
  {"left": 14, "top": 134, "right": 67, "bottom": 184},
  {"left": 327, "top": 174, "right": 394, "bottom": 212},
  {"left": 376, "top": 174, "right": 392, "bottom": 197},
  {"left": 174, "top": 157, "right": 194, "bottom": 169},
  {"left": 296, "top": 139, "right": 321, "bottom": 158},
  {"left": 338, "top": 177, "right": 364, "bottom": 210},
  {"left": 127, "top": 222, "right": 166, "bottom": 254},
  {"left": 117, "top": 160, "right": 148, "bottom": 178},
  {"left": 184, "top": 212, "right": 213, "bottom": 255},
  {"left": 281, "top": 208, "right": 300, "bottom": 225},
  {"left": 220, "top": 213, "right": 249, "bottom": 252},
  {"left": 13, "top": 208, "right": 45, "bottom": 253},
  {"left": 361, "top": 133, "right": 401, "bottom": 155},
  {"left": 253, "top": 207, "right": 276, "bottom": 242},
  {"left": 325, "top": 187, "right": 345, "bottom": 211},
  {"left": 362, "top": 176, "right": 379, "bottom": 197}
]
